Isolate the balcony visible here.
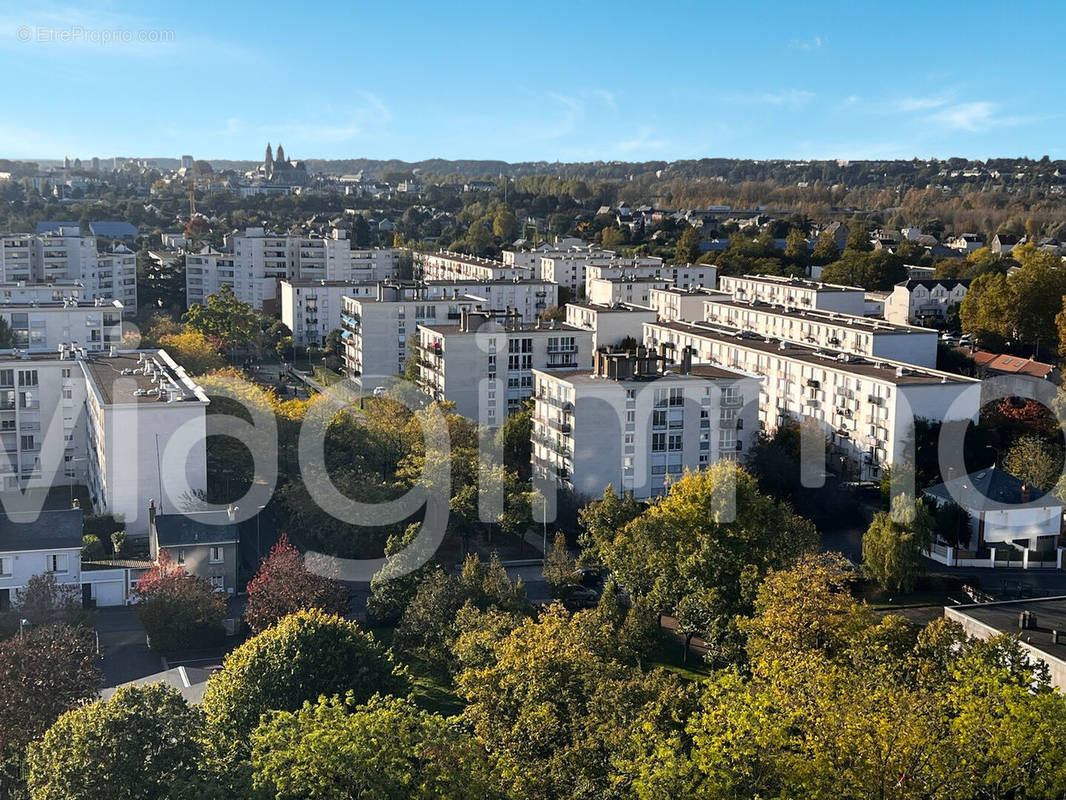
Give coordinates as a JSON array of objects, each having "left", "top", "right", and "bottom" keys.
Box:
[{"left": 721, "top": 393, "right": 742, "bottom": 407}]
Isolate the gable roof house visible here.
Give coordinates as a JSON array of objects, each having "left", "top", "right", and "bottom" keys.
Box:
[{"left": 147, "top": 502, "right": 239, "bottom": 594}]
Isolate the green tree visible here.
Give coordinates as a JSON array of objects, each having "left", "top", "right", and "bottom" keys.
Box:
[
  {"left": 674, "top": 225, "right": 701, "bottom": 263},
  {"left": 251, "top": 695, "right": 499, "bottom": 800},
  {"left": 1003, "top": 434, "right": 1064, "bottom": 492},
  {"left": 182, "top": 283, "right": 260, "bottom": 353},
  {"left": 158, "top": 330, "right": 225, "bottom": 375},
  {"left": 496, "top": 398, "right": 533, "bottom": 480},
  {"left": 810, "top": 229, "right": 841, "bottom": 265},
  {"left": 543, "top": 531, "right": 578, "bottom": 597},
  {"left": 583, "top": 465, "right": 817, "bottom": 649},
  {"left": 784, "top": 227, "right": 809, "bottom": 266},
  {"left": 132, "top": 550, "right": 226, "bottom": 652},
  {"left": 862, "top": 495, "right": 933, "bottom": 594},
  {"left": 26, "top": 684, "right": 216, "bottom": 800},
  {"left": 492, "top": 208, "right": 518, "bottom": 240},
  {"left": 202, "top": 608, "right": 408, "bottom": 758},
  {"left": 845, "top": 216, "right": 872, "bottom": 251},
  {"left": 819, "top": 249, "right": 907, "bottom": 290}
]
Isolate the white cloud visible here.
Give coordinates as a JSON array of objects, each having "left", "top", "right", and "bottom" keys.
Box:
[
  {"left": 790, "top": 36, "right": 825, "bottom": 50},
  {"left": 893, "top": 95, "right": 949, "bottom": 113},
  {"left": 929, "top": 101, "right": 1007, "bottom": 132},
  {"left": 757, "top": 89, "right": 815, "bottom": 108}
]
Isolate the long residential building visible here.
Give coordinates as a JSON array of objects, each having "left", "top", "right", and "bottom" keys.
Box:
[
  {"left": 642, "top": 319, "right": 980, "bottom": 480},
  {"left": 0, "top": 229, "right": 137, "bottom": 313},
  {"left": 718, "top": 274, "right": 866, "bottom": 314},
  {"left": 186, "top": 227, "right": 399, "bottom": 312},
  {"left": 337, "top": 280, "right": 558, "bottom": 378},
  {"left": 532, "top": 348, "right": 759, "bottom": 500},
  {"left": 702, "top": 298, "right": 939, "bottom": 367},
  {"left": 416, "top": 310, "right": 593, "bottom": 423},
  {"left": 415, "top": 250, "right": 532, "bottom": 282},
  {"left": 0, "top": 347, "right": 209, "bottom": 536}
]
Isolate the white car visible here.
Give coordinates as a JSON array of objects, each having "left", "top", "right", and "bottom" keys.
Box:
[{"left": 372, "top": 386, "right": 387, "bottom": 397}]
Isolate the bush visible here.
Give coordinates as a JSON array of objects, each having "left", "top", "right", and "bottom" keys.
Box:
[
  {"left": 82, "top": 534, "right": 106, "bottom": 561},
  {"left": 132, "top": 551, "right": 226, "bottom": 652}
]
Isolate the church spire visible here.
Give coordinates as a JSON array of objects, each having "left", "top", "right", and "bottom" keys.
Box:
[
  {"left": 265, "top": 142, "right": 274, "bottom": 167},
  {"left": 276, "top": 143, "right": 285, "bottom": 164}
]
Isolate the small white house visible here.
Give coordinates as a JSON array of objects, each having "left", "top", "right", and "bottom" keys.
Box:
[{"left": 0, "top": 508, "right": 82, "bottom": 611}]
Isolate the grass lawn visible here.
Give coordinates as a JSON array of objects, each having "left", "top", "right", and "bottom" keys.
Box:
[{"left": 645, "top": 633, "right": 714, "bottom": 682}]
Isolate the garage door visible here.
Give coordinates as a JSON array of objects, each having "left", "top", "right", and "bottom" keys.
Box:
[{"left": 93, "top": 581, "right": 125, "bottom": 607}]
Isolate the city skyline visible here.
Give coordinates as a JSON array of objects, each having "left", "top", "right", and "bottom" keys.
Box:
[{"left": 0, "top": 0, "right": 1062, "bottom": 163}]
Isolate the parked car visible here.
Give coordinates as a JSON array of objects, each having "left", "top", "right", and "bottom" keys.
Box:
[
  {"left": 372, "top": 386, "right": 387, "bottom": 397},
  {"left": 563, "top": 586, "right": 601, "bottom": 610}
]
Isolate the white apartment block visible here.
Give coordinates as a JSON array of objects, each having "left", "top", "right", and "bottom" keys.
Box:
[
  {"left": 702, "top": 298, "right": 939, "bottom": 368},
  {"left": 643, "top": 319, "right": 980, "bottom": 481},
  {"left": 417, "top": 310, "right": 593, "bottom": 424},
  {"left": 281, "top": 280, "right": 377, "bottom": 347},
  {"left": 718, "top": 274, "right": 866, "bottom": 315},
  {"left": 884, "top": 279, "right": 970, "bottom": 325},
  {"left": 186, "top": 227, "right": 398, "bottom": 312},
  {"left": 531, "top": 348, "right": 758, "bottom": 500},
  {"left": 0, "top": 348, "right": 209, "bottom": 537},
  {"left": 338, "top": 280, "right": 558, "bottom": 380},
  {"left": 565, "top": 302, "right": 657, "bottom": 350},
  {"left": 648, "top": 287, "right": 725, "bottom": 323},
  {"left": 539, "top": 249, "right": 667, "bottom": 296},
  {"left": 588, "top": 277, "right": 671, "bottom": 307},
  {"left": 0, "top": 298, "right": 124, "bottom": 353},
  {"left": 584, "top": 261, "right": 716, "bottom": 296},
  {"left": 415, "top": 250, "right": 533, "bottom": 282},
  {"left": 0, "top": 230, "right": 137, "bottom": 313}
]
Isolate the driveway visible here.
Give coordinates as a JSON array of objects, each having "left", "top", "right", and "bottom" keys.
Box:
[{"left": 95, "top": 605, "right": 160, "bottom": 687}]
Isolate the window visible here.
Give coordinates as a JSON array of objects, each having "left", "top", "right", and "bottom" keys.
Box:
[
  {"left": 0, "top": 557, "right": 8, "bottom": 575},
  {"left": 652, "top": 433, "right": 666, "bottom": 452},
  {"left": 47, "top": 554, "right": 68, "bottom": 573},
  {"left": 209, "top": 547, "right": 224, "bottom": 564},
  {"left": 210, "top": 575, "right": 224, "bottom": 590},
  {"left": 668, "top": 434, "right": 683, "bottom": 451},
  {"left": 17, "top": 370, "right": 37, "bottom": 387},
  {"left": 176, "top": 549, "right": 185, "bottom": 565}
]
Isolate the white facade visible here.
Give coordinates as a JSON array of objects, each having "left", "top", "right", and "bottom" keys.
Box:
[
  {"left": 564, "top": 302, "right": 657, "bottom": 350},
  {"left": 643, "top": 320, "right": 980, "bottom": 480},
  {"left": 415, "top": 250, "right": 532, "bottom": 282},
  {"left": 281, "top": 280, "right": 377, "bottom": 347},
  {"left": 884, "top": 279, "right": 970, "bottom": 325},
  {"left": 0, "top": 230, "right": 137, "bottom": 314},
  {"left": 718, "top": 274, "right": 866, "bottom": 315},
  {"left": 531, "top": 351, "right": 758, "bottom": 500},
  {"left": 0, "top": 299, "right": 124, "bottom": 353},
  {"left": 588, "top": 277, "right": 671, "bottom": 307},
  {"left": 0, "top": 348, "right": 209, "bottom": 537},
  {"left": 702, "top": 298, "right": 939, "bottom": 368},
  {"left": 186, "top": 227, "right": 398, "bottom": 312},
  {"left": 0, "top": 509, "right": 82, "bottom": 611},
  {"left": 417, "top": 311, "right": 593, "bottom": 423},
  {"left": 649, "top": 287, "right": 723, "bottom": 323}
]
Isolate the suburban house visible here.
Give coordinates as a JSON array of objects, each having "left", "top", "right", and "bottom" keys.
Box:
[
  {"left": 0, "top": 507, "right": 82, "bottom": 611},
  {"left": 147, "top": 502, "right": 239, "bottom": 594},
  {"left": 884, "top": 278, "right": 970, "bottom": 325},
  {"left": 924, "top": 466, "right": 1064, "bottom": 558},
  {"left": 962, "top": 349, "right": 1061, "bottom": 405},
  {"left": 991, "top": 233, "right": 1021, "bottom": 254}
]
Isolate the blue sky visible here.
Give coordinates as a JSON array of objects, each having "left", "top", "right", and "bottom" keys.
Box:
[{"left": 0, "top": 0, "right": 1062, "bottom": 163}]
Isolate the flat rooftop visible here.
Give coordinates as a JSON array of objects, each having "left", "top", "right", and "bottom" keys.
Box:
[
  {"left": 420, "top": 321, "right": 585, "bottom": 336},
  {"left": 947, "top": 598, "right": 1066, "bottom": 663},
  {"left": 81, "top": 350, "right": 206, "bottom": 405},
  {"left": 647, "top": 320, "right": 977, "bottom": 387},
  {"left": 535, "top": 362, "right": 753, "bottom": 384},
  {"left": 567, "top": 301, "right": 656, "bottom": 313},
  {"left": 705, "top": 299, "right": 933, "bottom": 334},
  {"left": 725, "top": 273, "right": 865, "bottom": 293},
  {"left": 423, "top": 251, "right": 528, "bottom": 270}
]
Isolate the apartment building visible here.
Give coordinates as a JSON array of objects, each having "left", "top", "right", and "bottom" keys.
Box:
[
  {"left": 588, "top": 276, "right": 671, "bottom": 307},
  {"left": 415, "top": 250, "right": 532, "bottom": 282},
  {"left": 531, "top": 348, "right": 758, "bottom": 500},
  {"left": 702, "top": 298, "right": 939, "bottom": 368},
  {"left": 0, "top": 347, "right": 209, "bottom": 536},
  {"left": 643, "top": 319, "right": 980, "bottom": 480},
  {"left": 0, "top": 298, "right": 124, "bottom": 353},
  {"left": 648, "top": 286, "right": 724, "bottom": 323},
  {"left": 718, "top": 274, "right": 866, "bottom": 315},
  {"left": 416, "top": 310, "right": 593, "bottom": 423},
  {"left": 584, "top": 261, "right": 716, "bottom": 296},
  {"left": 564, "top": 302, "right": 657, "bottom": 350},
  {"left": 0, "top": 229, "right": 137, "bottom": 313},
  {"left": 339, "top": 280, "right": 559, "bottom": 380},
  {"left": 538, "top": 249, "right": 668, "bottom": 296},
  {"left": 280, "top": 280, "right": 377, "bottom": 347},
  {"left": 186, "top": 227, "right": 398, "bottom": 312}
]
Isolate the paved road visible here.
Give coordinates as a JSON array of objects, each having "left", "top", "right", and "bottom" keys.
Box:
[{"left": 95, "top": 606, "right": 160, "bottom": 687}]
